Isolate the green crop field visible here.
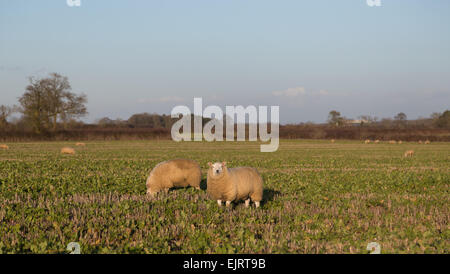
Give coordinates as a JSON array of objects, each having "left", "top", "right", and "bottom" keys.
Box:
[{"left": 0, "top": 140, "right": 448, "bottom": 254}]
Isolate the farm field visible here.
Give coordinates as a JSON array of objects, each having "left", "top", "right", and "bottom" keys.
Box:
[{"left": 0, "top": 140, "right": 448, "bottom": 254}]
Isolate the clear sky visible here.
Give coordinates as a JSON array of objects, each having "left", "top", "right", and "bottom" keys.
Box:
[{"left": 1, "top": 0, "right": 449, "bottom": 123}]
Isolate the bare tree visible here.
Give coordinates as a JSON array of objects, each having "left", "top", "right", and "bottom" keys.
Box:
[
  {"left": 328, "top": 110, "right": 345, "bottom": 126},
  {"left": 18, "top": 73, "right": 87, "bottom": 133},
  {"left": 394, "top": 112, "right": 407, "bottom": 128},
  {"left": 430, "top": 112, "right": 441, "bottom": 121},
  {"left": 435, "top": 110, "right": 450, "bottom": 128},
  {"left": 394, "top": 112, "right": 407, "bottom": 121},
  {"left": 0, "top": 105, "right": 18, "bottom": 129},
  {"left": 18, "top": 77, "right": 47, "bottom": 133}
]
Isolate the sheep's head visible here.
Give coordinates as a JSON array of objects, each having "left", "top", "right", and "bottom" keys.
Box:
[
  {"left": 208, "top": 162, "right": 227, "bottom": 178},
  {"left": 146, "top": 186, "right": 156, "bottom": 197}
]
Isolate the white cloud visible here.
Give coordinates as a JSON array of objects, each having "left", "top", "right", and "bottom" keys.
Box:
[
  {"left": 138, "top": 96, "right": 185, "bottom": 103},
  {"left": 272, "top": 87, "right": 306, "bottom": 97},
  {"left": 272, "top": 87, "right": 330, "bottom": 97}
]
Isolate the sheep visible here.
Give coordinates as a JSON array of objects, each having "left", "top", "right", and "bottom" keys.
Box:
[
  {"left": 364, "top": 139, "right": 371, "bottom": 144},
  {"left": 145, "top": 159, "right": 201, "bottom": 196},
  {"left": 0, "top": 144, "right": 9, "bottom": 150},
  {"left": 398, "top": 140, "right": 403, "bottom": 144},
  {"left": 61, "top": 147, "right": 75, "bottom": 154},
  {"left": 207, "top": 162, "right": 263, "bottom": 208},
  {"left": 389, "top": 140, "right": 397, "bottom": 144},
  {"left": 330, "top": 139, "right": 335, "bottom": 143},
  {"left": 418, "top": 140, "right": 423, "bottom": 144},
  {"left": 404, "top": 150, "right": 414, "bottom": 157},
  {"left": 75, "top": 142, "right": 86, "bottom": 146},
  {"left": 424, "top": 140, "right": 430, "bottom": 144},
  {"left": 374, "top": 140, "right": 380, "bottom": 144}
]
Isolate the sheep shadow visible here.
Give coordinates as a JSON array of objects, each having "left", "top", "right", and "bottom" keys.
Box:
[
  {"left": 200, "top": 178, "right": 208, "bottom": 190},
  {"left": 262, "top": 188, "right": 281, "bottom": 205}
]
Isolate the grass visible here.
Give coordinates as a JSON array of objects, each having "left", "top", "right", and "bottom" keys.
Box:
[{"left": 0, "top": 140, "right": 448, "bottom": 254}]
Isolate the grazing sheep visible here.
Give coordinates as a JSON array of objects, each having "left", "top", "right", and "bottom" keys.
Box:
[
  {"left": 207, "top": 162, "right": 263, "bottom": 208},
  {"left": 146, "top": 159, "right": 201, "bottom": 196},
  {"left": 330, "top": 139, "right": 335, "bottom": 143},
  {"left": 75, "top": 142, "right": 86, "bottom": 146},
  {"left": 418, "top": 140, "right": 423, "bottom": 144},
  {"left": 389, "top": 140, "right": 397, "bottom": 144},
  {"left": 374, "top": 140, "right": 380, "bottom": 144},
  {"left": 404, "top": 150, "right": 414, "bottom": 157},
  {"left": 424, "top": 140, "right": 430, "bottom": 144},
  {"left": 61, "top": 147, "right": 75, "bottom": 155},
  {"left": 398, "top": 140, "right": 403, "bottom": 144},
  {"left": 364, "top": 139, "right": 371, "bottom": 144},
  {"left": 0, "top": 144, "right": 9, "bottom": 150}
]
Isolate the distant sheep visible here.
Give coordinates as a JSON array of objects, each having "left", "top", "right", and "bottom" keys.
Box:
[
  {"left": 398, "top": 140, "right": 403, "bottom": 144},
  {"left": 374, "top": 140, "right": 380, "bottom": 144},
  {"left": 75, "top": 142, "right": 86, "bottom": 146},
  {"left": 61, "top": 147, "right": 75, "bottom": 154},
  {"left": 389, "top": 140, "right": 397, "bottom": 144},
  {"left": 330, "top": 139, "right": 335, "bottom": 143},
  {"left": 418, "top": 140, "right": 423, "bottom": 144},
  {"left": 404, "top": 150, "right": 414, "bottom": 157},
  {"left": 145, "top": 159, "right": 201, "bottom": 196},
  {"left": 207, "top": 162, "right": 263, "bottom": 208},
  {"left": 0, "top": 144, "right": 9, "bottom": 150},
  {"left": 424, "top": 140, "right": 430, "bottom": 144},
  {"left": 364, "top": 139, "right": 371, "bottom": 144}
]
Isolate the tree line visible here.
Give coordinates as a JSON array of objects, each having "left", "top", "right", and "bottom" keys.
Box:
[{"left": 1, "top": 73, "right": 449, "bottom": 137}]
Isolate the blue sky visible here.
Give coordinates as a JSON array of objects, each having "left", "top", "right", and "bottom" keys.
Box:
[{"left": 1, "top": 0, "right": 449, "bottom": 123}]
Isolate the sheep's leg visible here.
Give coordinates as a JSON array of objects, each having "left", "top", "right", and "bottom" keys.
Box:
[
  {"left": 217, "top": 200, "right": 222, "bottom": 207},
  {"left": 226, "top": 201, "right": 231, "bottom": 207},
  {"left": 245, "top": 199, "right": 250, "bottom": 208},
  {"left": 254, "top": 201, "right": 260, "bottom": 208},
  {"left": 164, "top": 188, "right": 169, "bottom": 194}
]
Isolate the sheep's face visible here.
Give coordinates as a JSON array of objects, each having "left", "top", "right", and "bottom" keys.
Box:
[
  {"left": 146, "top": 187, "right": 156, "bottom": 197},
  {"left": 208, "top": 162, "right": 226, "bottom": 178}
]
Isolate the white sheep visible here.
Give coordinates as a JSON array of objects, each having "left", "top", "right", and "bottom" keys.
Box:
[
  {"left": 207, "top": 162, "right": 263, "bottom": 208},
  {"left": 146, "top": 159, "right": 201, "bottom": 196},
  {"left": 61, "top": 147, "right": 75, "bottom": 154}
]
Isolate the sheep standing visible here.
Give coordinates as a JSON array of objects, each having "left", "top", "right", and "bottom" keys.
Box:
[
  {"left": 374, "top": 140, "right": 380, "bottom": 144},
  {"left": 207, "top": 162, "right": 263, "bottom": 208},
  {"left": 146, "top": 159, "right": 201, "bottom": 196},
  {"left": 0, "top": 144, "right": 9, "bottom": 150},
  {"left": 364, "top": 139, "right": 371, "bottom": 144},
  {"left": 330, "top": 139, "right": 335, "bottom": 143},
  {"left": 404, "top": 150, "right": 414, "bottom": 157},
  {"left": 389, "top": 140, "right": 397, "bottom": 144},
  {"left": 61, "top": 147, "right": 75, "bottom": 154},
  {"left": 425, "top": 140, "right": 430, "bottom": 144},
  {"left": 75, "top": 142, "right": 86, "bottom": 146},
  {"left": 398, "top": 140, "right": 403, "bottom": 144}
]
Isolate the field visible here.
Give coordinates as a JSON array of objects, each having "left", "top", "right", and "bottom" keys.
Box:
[{"left": 0, "top": 140, "right": 448, "bottom": 254}]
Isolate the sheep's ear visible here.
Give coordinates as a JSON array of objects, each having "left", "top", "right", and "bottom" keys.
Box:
[
  {"left": 208, "top": 162, "right": 212, "bottom": 167},
  {"left": 222, "top": 161, "right": 227, "bottom": 167}
]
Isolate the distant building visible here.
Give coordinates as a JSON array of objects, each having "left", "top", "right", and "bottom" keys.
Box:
[{"left": 345, "top": 119, "right": 369, "bottom": 126}]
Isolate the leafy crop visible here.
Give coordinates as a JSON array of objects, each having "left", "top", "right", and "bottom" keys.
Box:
[{"left": 0, "top": 140, "right": 448, "bottom": 253}]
